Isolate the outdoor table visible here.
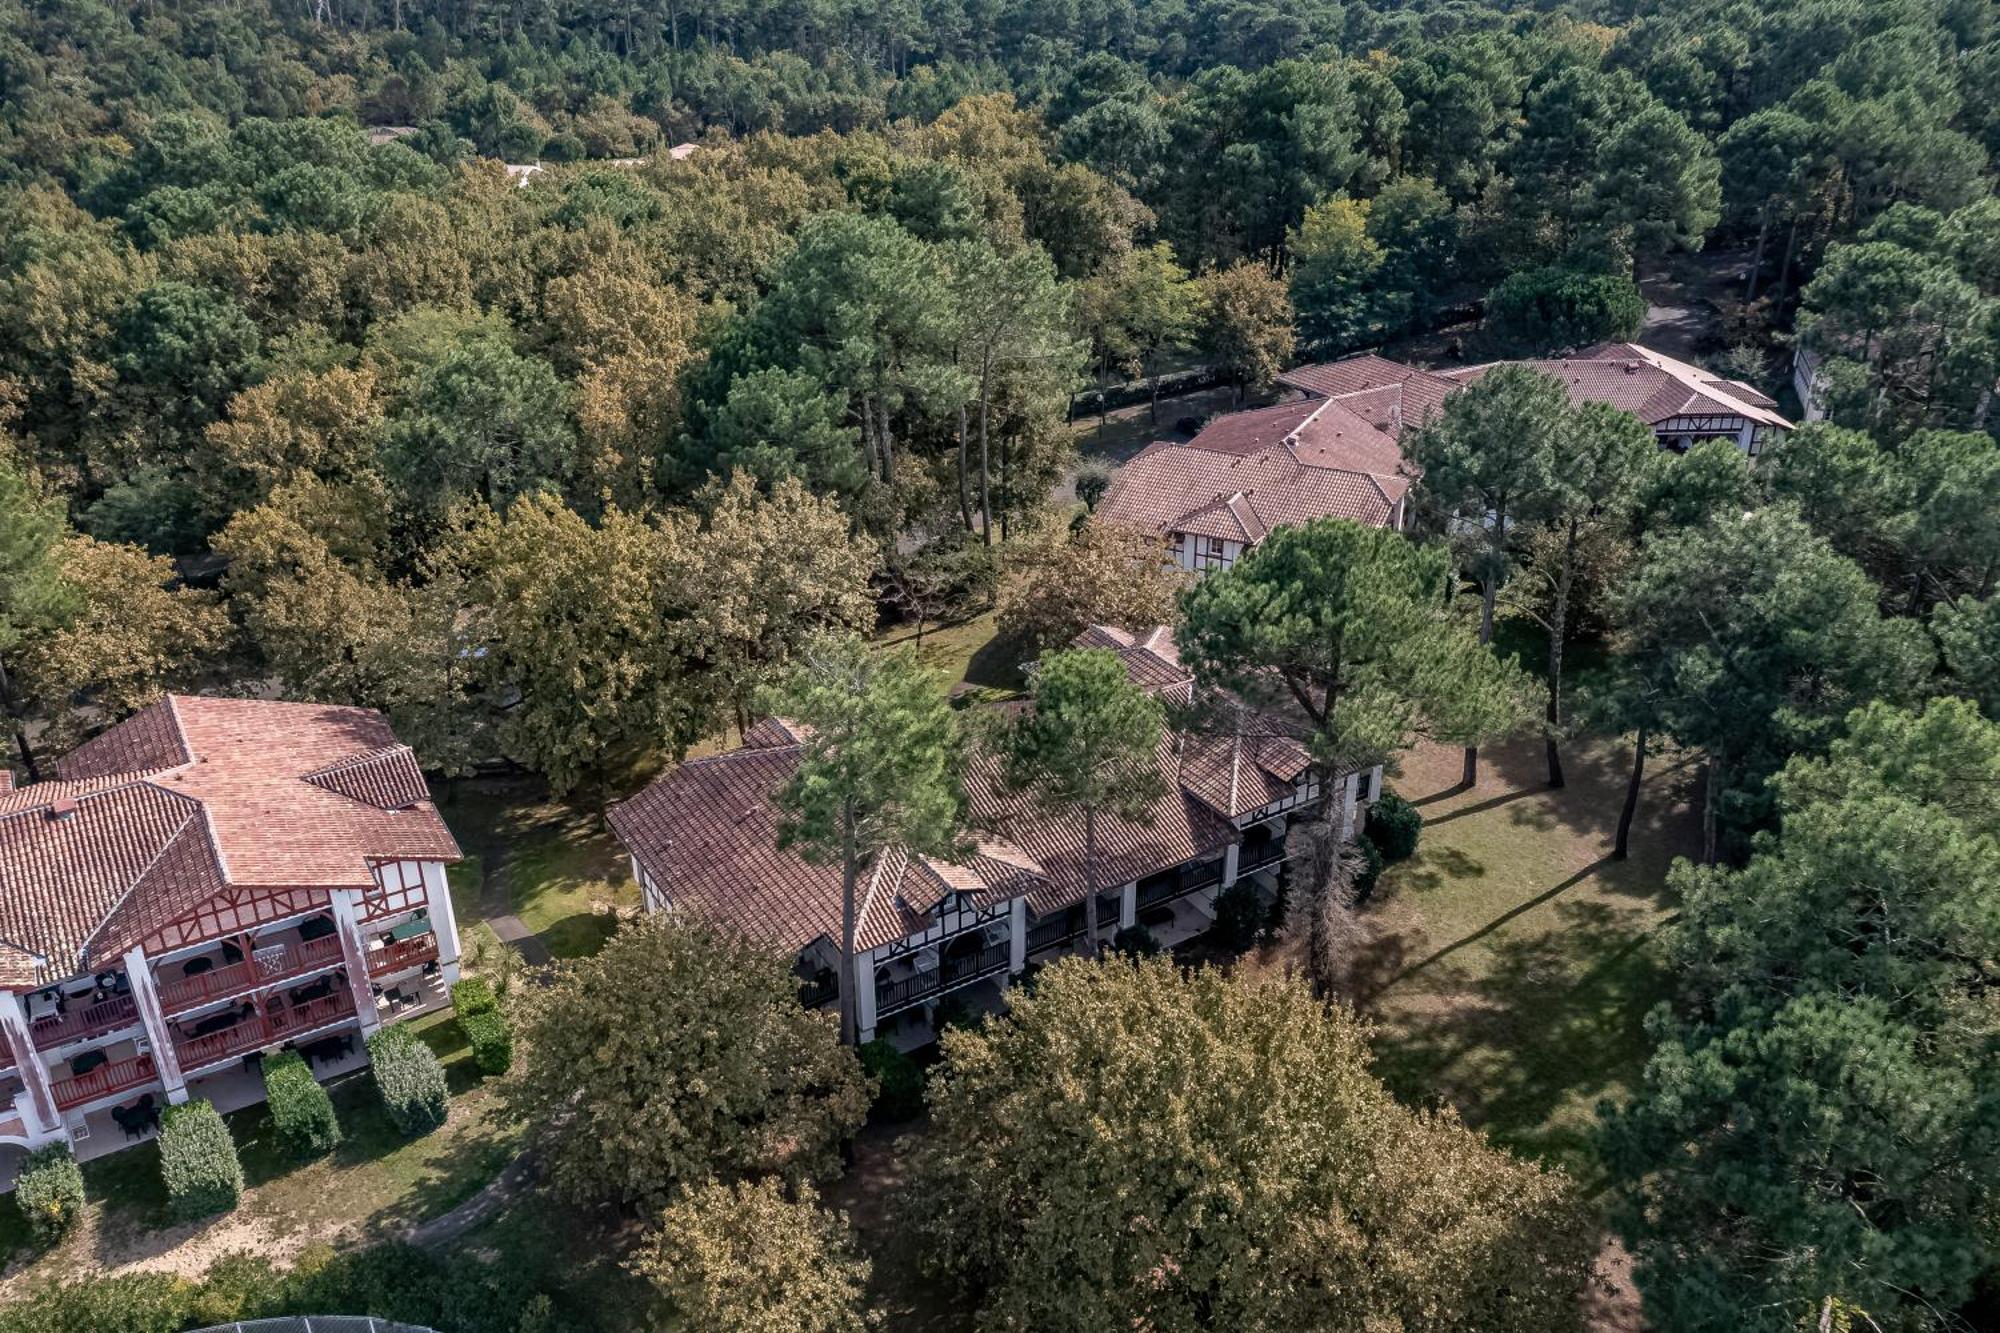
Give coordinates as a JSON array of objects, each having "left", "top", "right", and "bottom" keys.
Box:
[{"left": 385, "top": 916, "right": 432, "bottom": 943}]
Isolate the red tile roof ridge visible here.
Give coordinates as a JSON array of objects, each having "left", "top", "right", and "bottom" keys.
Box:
[{"left": 77, "top": 804, "right": 224, "bottom": 959}]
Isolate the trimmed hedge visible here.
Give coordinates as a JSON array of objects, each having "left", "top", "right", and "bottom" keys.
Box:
[
  {"left": 461, "top": 1009, "right": 513, "bottom": 1076},
  {"left": 158, "top": 1100, "right": 243, "bottom": 1221},
  {"left": 451, "top": 976, "right": 499, "bottom": 1017},
  {"left": 263, "top": 1049, "right": 341, "bottom": 1157},
  {"left": 857, "top": 1039, "right": 925, "bottom": 1121},
  {"left": 452, "top": 975, "right": 512, "bottom": 1075},
  {"left": 14, "top": 1145, "right": 84, "bottom": 1244},
  {"left": 1212, "top": 879, "right": 1264, "bottom": 952},
  {"left": 1364, "top": 790, "right": 1423, "bottom": 863},
  {"left": 368, "top": 1025, "right": 449, "bottom": 1136}
]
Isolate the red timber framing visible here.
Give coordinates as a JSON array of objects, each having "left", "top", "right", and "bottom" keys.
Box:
[
  {"left": 135, "top": 884, "right": 334, "bottom": 959},
  {"left": 361, "top": 860, "right": 428, "bottom": 923}
]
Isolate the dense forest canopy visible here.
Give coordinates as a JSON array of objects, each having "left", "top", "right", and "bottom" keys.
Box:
[{"left": 0, "top": 0, "right": 1992, "bottom": 781}]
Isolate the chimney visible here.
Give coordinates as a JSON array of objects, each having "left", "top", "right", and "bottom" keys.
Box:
[{"left": 48, "top": 797, "right": 79, "bottom": 822}]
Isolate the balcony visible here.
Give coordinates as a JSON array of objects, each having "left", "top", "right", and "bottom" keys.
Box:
[
  {"left": 366, "top": 930, "right": 439, "bottom": 978},
  {"left": 30, "top": 994, "right": 140, "bottom": 1053},
  {"left": 1026, "top": 913, "right": 1080, "bottom": 953},
  {"left": 1237, "top": 842, "right": 1286, "bottom": 877},
  {"left": 1137, "top": 858, "right": 1226, "bottom": 913},
  {"left": 52, "top": 1054, "right": 158, "bottom": 1111},
  {"left": 174, "top": 990, "right": 358, "bottom": 1074},
  {"left": 877, "top": 941, "right": 1010, "bottom": 1018},
  {"left": 156, "top": 934, "right": 346, "bottom": 1016}
]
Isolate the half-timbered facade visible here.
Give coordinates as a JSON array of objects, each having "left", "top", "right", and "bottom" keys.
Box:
[
  {"left": 0, "top": 697, "right": 460, "bottom": 1171},
  {"left": 610, "top": 627, "right": 1373, "bottom": 1048}
]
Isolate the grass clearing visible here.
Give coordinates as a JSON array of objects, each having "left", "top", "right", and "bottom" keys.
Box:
[
  {"left": 1357, "top": 734, "right": 1700, "bottom": 1187},
  {"left": 876, "top": 608, "right": 1019, "bottom": 696},
  {"left": 443, "top": 784, "right": 640, "bottom": 960}
]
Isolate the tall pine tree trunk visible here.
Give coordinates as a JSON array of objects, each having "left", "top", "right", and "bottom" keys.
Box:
[
  {"left": 1745, "top": 207, "right": 1771, "bottom": 302},
  {"left": 1545, "top": 534, "right": 1576, "bottom": 789},
  {"left": 1613, "top": 726, "right": 1646, "bottom": 860},
  {"left": 1082, "top": 806, "right": 1100, "bottom": 952},
  {"left": 1464, "top": 577, "right": 1497, "bottom": 788},
  {"left": 978, "top": 379, "right": 993, "bottom": 547},
  {"left": 955, "top": 402, "right": 974, "bottom": 533},
  {"left": 839, "top": 806, "right": 862, "bottom": 1046},
  {"left": 1775, "top": 216, "right": 1801, "bottom": 304}
]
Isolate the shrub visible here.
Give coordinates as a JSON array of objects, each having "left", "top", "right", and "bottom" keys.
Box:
[
  {"left": 1353, "top": 835, "right": 1385, "bottom": 901},
  {"left": 14, "top": 1145, "right": 84, "bottom": 1244},
  {"left": 263, "top": 1050, "right": 341, "bottom": 1157},
  {"left": 368, "top": 1025, "right": 449, "bottom": 1137},
  {"left": 158, "top": 1100, "right": 243, "bottom": 1221},
  {"left": 461, "top": 1009, "right": 513, "bottom": 1076},
  {"left": 857, "top": 1040, "right": 925, "bottom": 1121},
  {"left": 630, "top": 1179, "right": 872, "bottom": 1333},
  {"left": 1364, "top": 789, "right": 1422, "bottom": 863},
  {"left": 451, "top": 975, "right": 499, "bottom": 1017},
  {"left": 1074, "top": 460, "right": 1112, "bottom": 512},
  {"left": 1212, "top": 880, "right": 1264, "bottom": 952},
  {"left": 1112, "top": 925, "right": 1161, "bottom": 957},
  {"left": 1484, "top": 264, "right": 1645, "bottom": 354}
]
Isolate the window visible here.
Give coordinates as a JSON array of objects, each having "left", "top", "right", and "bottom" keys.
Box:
[
  {"left": 1167, "top": 533, "right": 1186, "bottom": 565},
  {"left": 1193, "top": 536, "right": 1233, "bottom": 572}
]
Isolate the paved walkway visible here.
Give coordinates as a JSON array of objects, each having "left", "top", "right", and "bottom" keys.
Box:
[
  {"left": 402, "top": 1149, "right": 541, "bottom": 1248},
  {"left": 472, "top": 824, "right": 553, "bottom": 968}
]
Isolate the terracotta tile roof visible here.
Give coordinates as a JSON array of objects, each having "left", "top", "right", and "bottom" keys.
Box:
[
  {"left": 1091, "top": 626, "right": 1315, "bottom": 819},
  {"left": 1095, "top": 439, "right": 1397, "bottom": 542},
  {"left": 1440, "top": 342, "right": 1792, "bottom": 431},
  {"left": 1, "top": 696, "right": 458, "bottom": 987},
  {"left": 1095, "top": 366, "right": 1419, "bottom": 554},
  {"left": 56, "top": 699, "right": 193, "bottom": 780},
  {"left": 1279, "top": 354, "right": 1457, "bottom": 427},
  {"left": 966, "top": 740, "right": 1239, "bottom": 917},
  {"left": 610, "top": 625, "right": 1321, "bottom": 955},
  {"left": 1183, "top": 400, "right": 1319, "bottom": 455},
  {"left": 607, "top": 745, "right": 1052, "bottom": 953}
]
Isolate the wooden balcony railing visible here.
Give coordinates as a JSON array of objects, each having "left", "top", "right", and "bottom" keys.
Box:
[
  {"left": 878, "top": 942, "right": 1010, "bottom": 1018},
  {"left": 1026, "top": 914, "right": 1080, "bottom": 953},
  {"left": 798, "top": 973, "right": 838, "bottom": 1010},
  {"left": 1238, "top": 843, "right": 1286, "bottom": 876},
  {"left": 51, "top": 1054, "right": 158, "bottom": 1111},
  {"left": 367, "top": 932, "right": 439, "bottom": 978},
  {"left": 174, "top": 991, "right": 357, "bottom": 1073},
  {"left": 156, "top": 935, "right": 346, "bottom": 1016},
  {"left": 1137, "top": 858, "right": 1226, "bottom": 912},
  {"left": 30, "top": 994, "right": 140, "bottom": 1052}
]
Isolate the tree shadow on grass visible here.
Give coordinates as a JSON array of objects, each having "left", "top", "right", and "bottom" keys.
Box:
[
  {"left": 1368, "top": 894, "right": 1670, "bottom": 1187},
  {"left": 963, "top": 629, "right": 1028, "bottom": 691},
  {"left": 1380, "top": 844, "right": 1486, "bottom": 896}
]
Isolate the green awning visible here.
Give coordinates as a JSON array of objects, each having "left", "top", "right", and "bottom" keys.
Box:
[{"left": 386, "top": 915, "right": 432, "bottom": 942}]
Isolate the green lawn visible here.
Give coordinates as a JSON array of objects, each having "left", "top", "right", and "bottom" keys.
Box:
[
  {"left": 1359, "top": 733, "right": 1700, "bottom": 1187},
  {"left": 876, "top": 608, "right": 1021, "bottom": 696},
  {"left": 442, "top": 785, "right": 641, "bottom": 960}
]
